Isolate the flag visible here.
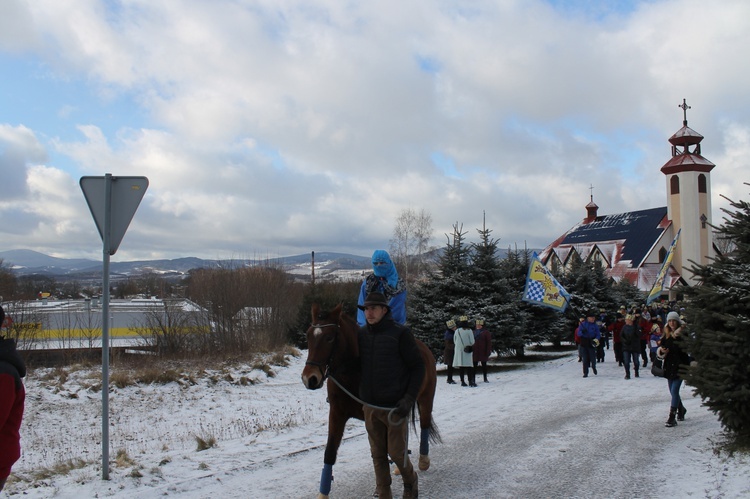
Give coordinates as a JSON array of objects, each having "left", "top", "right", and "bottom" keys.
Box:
[
  {"left": 522, "top": 252, "right": 570, "bottom": 312},
  {"left": 647, "top": 229, "right": 681, "bottom": 305}
]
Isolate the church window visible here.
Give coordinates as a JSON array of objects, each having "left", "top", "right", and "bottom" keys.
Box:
[
  {"left": 670, "top": 176, "right": 680, "bottom": 194},
  {"left": 659, "top": 247, "right": 667, "bottom": 261},
  {"left": 698, "top": 174, "right": 707, "bottom": 193}
]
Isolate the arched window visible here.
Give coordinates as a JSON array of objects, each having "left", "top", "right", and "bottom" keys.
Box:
[
  {"left": 698, "top": 174, "right": 707, "bottom": 193},
  {"left": 670, "top": 176, "right": 680, "bottom": 194},
  {"left": 659, "top": 247, "right": 667, "bottom": 262}
]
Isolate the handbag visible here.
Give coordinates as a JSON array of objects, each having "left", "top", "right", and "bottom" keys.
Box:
[
  {"left": 651, "top": 358, "right": 665, "bottom": 377},
  {"left": 464, "top": 345, "right": 473, "bottom": 353}
]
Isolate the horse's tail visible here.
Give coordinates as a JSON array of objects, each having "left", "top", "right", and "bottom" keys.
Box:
[{"left": 427, "top": 418, "right": 442, "bottom": 444}]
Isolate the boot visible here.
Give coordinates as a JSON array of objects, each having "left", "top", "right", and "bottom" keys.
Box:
[
  {"left": 446, "top": 378, "right": 456, "bottom": 384},
  {"left": 665, "top": 407, "right": 678, "bottom": 427},
  {"left": 677, "top": 403, "right": 687, "bottom": 421},
  {"left": 624, "top": 368, "right": 630, "bottom": 380},
  {"left": 483, "top": 376, "right": 489, "bottom": 383}
]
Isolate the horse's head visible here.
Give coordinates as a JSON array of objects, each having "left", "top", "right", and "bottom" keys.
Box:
[{"left": 301, "top": 303, "right": 343, "bottom": 390}]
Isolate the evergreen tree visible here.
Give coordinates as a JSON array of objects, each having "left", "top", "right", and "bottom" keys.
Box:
[
  {"left": 410, "top": 223, "right": 473, "bottom": 360},
  {"left": 683, "top": 189, "right": 750, "bottom": 444},
  {"left": 495, "top": 247, "right": 535, "bottom": 355},
  {"left": 467, "top": 225, "right": 516, "bottom": 355}
]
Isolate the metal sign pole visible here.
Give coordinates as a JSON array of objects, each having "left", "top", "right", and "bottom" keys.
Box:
[
  {"left": 79, "top": 173, "right": 148, "bottom": 481},
  {"left": 101, "top": 173, "right": 112, "bottom": 480}
]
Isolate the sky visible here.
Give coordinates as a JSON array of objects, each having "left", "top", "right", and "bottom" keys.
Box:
[
  {"left": 1, "top": 0, "right": 749, "bottom": 262},
  {"left": 9, "top": 348, "right": 749, "bottom": 498}
]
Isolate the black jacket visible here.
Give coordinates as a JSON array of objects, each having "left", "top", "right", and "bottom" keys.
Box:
[
  {"left": 358, "top": 312, "right": 424, "bottom": 407},
  {"left": 661, "top": 334, "right": 690, "bottom": 379},
  {"left": 620, "top": 324, "right": 641, "bottom": 352}
]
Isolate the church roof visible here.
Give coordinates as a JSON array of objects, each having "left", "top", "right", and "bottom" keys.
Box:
[{"left": 541, "top": 206, "right": 670, "bottom": 269}]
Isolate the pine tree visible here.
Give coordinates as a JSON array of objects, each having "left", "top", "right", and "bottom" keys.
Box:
[
  {"left": 409, "top": 223, "right": 473, "bottom": 359},
  {"left": 468, "top": 224, "right": 517, "bottom": 354},
  {"left": 683, "top": 188, "right": 750, "bottom": 444}
]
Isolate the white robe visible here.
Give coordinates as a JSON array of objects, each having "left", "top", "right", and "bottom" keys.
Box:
[{"left": 452, "top": 327, "right": 475, "bottom": 367}]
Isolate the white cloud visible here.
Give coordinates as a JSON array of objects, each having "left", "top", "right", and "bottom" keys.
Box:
[{"left": 1, "top": 0, "right": 749, "bottom": 259}]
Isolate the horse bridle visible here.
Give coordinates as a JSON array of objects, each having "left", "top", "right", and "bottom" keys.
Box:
[{"left": 305, "top": 322, "right": 340, "bottom": 382}]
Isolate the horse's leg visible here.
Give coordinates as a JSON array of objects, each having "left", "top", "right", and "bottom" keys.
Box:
[
  {"left": 318, "top": 411, "right": 347, "bottom": 499},
  {"left": 417, "top": 365, "right": 438, "bottom": 471}
]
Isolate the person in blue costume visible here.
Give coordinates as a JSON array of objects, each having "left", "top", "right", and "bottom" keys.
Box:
[{"left": 357, "top": 250, "right": 407, "bottom": 327}]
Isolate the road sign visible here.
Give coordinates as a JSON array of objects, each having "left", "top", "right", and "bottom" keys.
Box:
[{"left": 80, "top": 175, "right": 149, "bottom": 255}]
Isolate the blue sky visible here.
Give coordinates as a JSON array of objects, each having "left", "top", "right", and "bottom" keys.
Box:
[{"left": 1, "top": 0, "right": 749, "bottom": 261}]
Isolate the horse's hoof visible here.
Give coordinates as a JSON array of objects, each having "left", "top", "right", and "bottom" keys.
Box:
[
  {"left": 418, "top": 454, "right": 430, "bottom": 471},
  {"left": 393, "top": 465, "right": 401, "bottom": 476}
]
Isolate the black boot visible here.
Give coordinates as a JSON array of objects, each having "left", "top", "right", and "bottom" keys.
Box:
[
  {"left": 665, "top": 407, "right": 678, "bottom": 427},
  {"left": 677, "top": 403, "right": 687, "bottom": 421}
]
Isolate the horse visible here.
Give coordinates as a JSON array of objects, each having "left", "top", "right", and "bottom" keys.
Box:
[{"left": 300, "top": 303, "right": 440, "bottom": 499}]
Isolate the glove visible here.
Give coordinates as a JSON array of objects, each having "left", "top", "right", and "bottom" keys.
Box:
[
  {"left": 395, "top": 394, "right": 415, "bottom": 418},
  {"left": 592, "top": 339, "right": 600, "bottom": 348}
]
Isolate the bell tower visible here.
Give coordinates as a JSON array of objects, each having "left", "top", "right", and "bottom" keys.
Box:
[{"left": 660, "top": 99, "right": 715, "bottom": 285}]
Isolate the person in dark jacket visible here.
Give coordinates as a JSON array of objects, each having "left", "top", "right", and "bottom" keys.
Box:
[
  {"left": 358, "top": 292, "right": 424, "bottom": 499},
  {"left": 620, "top": 314, "right": 642, "bottom": 379},
  {"left": 0, "top": 305, "right": 26, "bottom": 492},
  {"left": 658, "top": 312, "right": 691, "bottom": 427},
  {"left": 443, "top": 320, "right": 457, "bottom": 384},
  {"left": 472, "top": 319, "right": 492, "bottom": 383},
  {"left": 577, "top": 311, "right": 601, "bottom": 377}
]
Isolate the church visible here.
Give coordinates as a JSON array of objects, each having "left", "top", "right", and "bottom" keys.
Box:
[{"left": 539, "top": 100, "right": 718, "bottom": 300}]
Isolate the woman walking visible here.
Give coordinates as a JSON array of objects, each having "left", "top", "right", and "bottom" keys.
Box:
[{"left": 657, "top": 312, "right": 691, "bottom": 427}]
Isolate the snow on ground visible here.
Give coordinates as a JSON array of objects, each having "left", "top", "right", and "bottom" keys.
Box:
[{"left": 4, "top": 348, "right": 749, "bottom": 498}]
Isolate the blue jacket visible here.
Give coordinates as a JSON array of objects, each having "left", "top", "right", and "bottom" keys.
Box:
[{"left": 577, "top": 320, "right": 601, "bottom": 348}]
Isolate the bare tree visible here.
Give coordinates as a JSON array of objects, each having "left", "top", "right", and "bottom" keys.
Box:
[{"left": 390, "top": 208, "right": 434, "bottom": 285}]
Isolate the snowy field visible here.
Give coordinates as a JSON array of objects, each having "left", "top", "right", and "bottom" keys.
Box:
[{"left": 4, "top": 348, "right": 749, "bottom": 498}]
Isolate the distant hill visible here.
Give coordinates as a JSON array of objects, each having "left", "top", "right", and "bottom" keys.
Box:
[
  {"left": 0, "top": 249, "right": 372, "bottom": 279},
  {"left": 1, "top": 248, "right": 541, "bottom": 282}
]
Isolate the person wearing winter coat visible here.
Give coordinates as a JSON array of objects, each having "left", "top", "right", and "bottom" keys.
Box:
[
  {"left": 577, "top": 311, "right": 601, "bottom": 377},
  {"left": 357, "top": 292, "right": 424, "bottom": 499},
  {"left": 620, "top": 314, "right": 641, "bottom": 379},
  {"left": 443, "top": 320, "right": 457, "bottom": 384},
  {"left": 452, "top": 316, "right": 476, "bottom": 387},
  {"left": 649, "top": 323, "right": 662, "bottom": 366},
  {"left": 609, "top": 313, "right": 625, "bottom": 366},
  {"left": 0, "top": 305, "right": 26, "bottom": 492},
  {"left": 357, "top": 250, "right": 407, "bottom": 327},
  {"left": 472, "top": 319, "right": 492, "bottom": 383},
  {"left": 657, "top": 312, "right": 691, "bottom": 427}
]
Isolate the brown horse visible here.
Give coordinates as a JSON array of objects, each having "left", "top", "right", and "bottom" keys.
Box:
[{"left": 301, "top": 303, "right": 440, "bottom": 498}]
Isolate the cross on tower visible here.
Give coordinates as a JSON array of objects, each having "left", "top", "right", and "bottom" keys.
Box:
[
  {"left": 589, "top": 183, "right": 594, "bottom": 202},
  {"left": 679, "top": 98, "right": 691, "bottom": 125}
]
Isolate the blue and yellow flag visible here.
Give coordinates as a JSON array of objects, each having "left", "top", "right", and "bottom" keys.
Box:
[
  {"left": 522, "top": 252, "right": 570, "bottom": 312},
  {"left": 647, "top": 229, "right": 681, "bottom": 305}
]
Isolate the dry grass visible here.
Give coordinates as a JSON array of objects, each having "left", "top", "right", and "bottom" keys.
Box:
[
  {"left": 31, "top": 458, "right": 88, "bottom": 480},
  {"left": 115, "top": 449, "right": 136, "bottom": 468},
  {"left": 195, "top": 433, "right": 217, "bottom": 451}
]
